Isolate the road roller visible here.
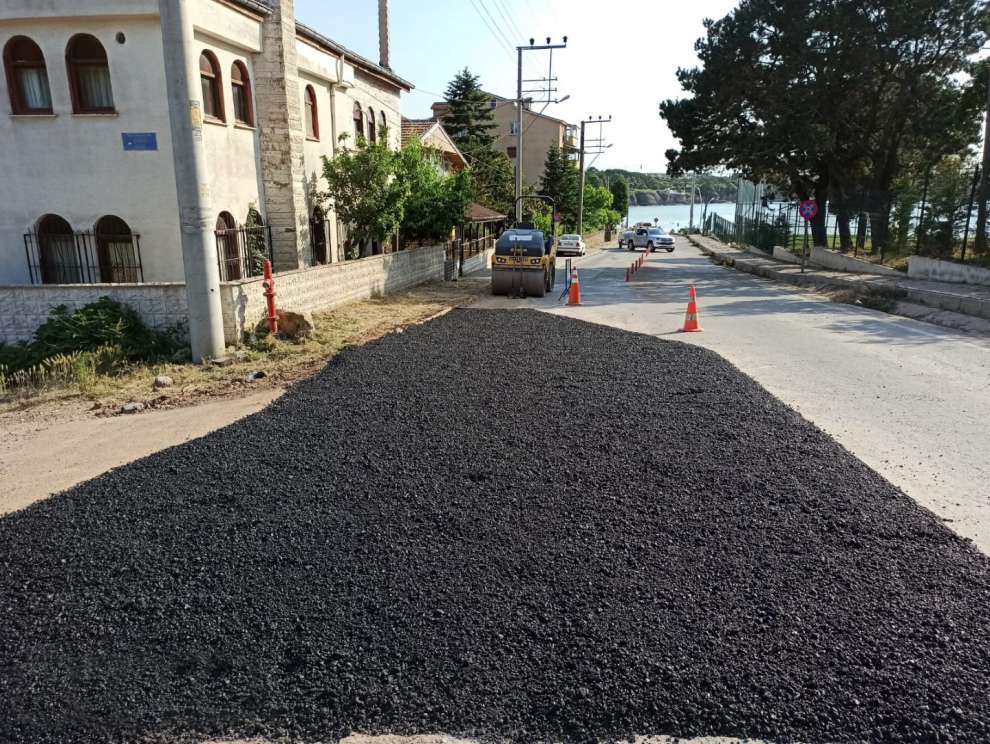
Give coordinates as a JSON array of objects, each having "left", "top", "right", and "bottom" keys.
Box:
[
  {"left": 491, "top": 227, "right": 557, "bottom": 297},
  {"left": 491, "top": 196, "right": 558, "bottom": 297}
]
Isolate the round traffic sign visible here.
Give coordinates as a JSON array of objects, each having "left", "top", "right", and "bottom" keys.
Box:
[{"left": 799, "top": 200, "right": 819, "bottom": 221}]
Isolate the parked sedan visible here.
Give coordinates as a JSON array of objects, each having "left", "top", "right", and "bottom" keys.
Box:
[{"left": 557, "top": 234, "right": 587, "bottom": 256}]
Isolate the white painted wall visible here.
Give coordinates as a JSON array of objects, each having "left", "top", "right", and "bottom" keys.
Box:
[
  {"left": 0, "top": 0, "right": 411, "bottom": 287},
  {"left": 0, "top": 13, "right": 181, "bottom": 283},
  {"left": 908, "top": 255, "right": 990, "bottom": 287},
  {"left": 194, "top": 30, "right": 266, "bottom": 232}
]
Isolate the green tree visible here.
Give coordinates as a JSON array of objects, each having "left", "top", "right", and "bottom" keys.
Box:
[
  {"left": 609, "top": 178, "right": 629, "bottom": 218},
  {"left": 440, "top": 68, "right": 497, "bottom": 154},
  {"left": 918, "top": 154, "right": 973, "bottom": 258},
  {"left": 319, "top": 135, "right": 408, "bottom": 250},
  {"left": 660, "top": 0, "right": 986, "bottom": 250},
  {"left": 439, "top": 68, "right": 511, "bottom": 214},
  {"left": 399, "top": 141, "right": 474, "bottom": 243},
  {"left": 470, "top": 149, "right": 515, "bottom": 217},
  {"left": 540, "top": 145, "right": 580, "bottom": 230}
]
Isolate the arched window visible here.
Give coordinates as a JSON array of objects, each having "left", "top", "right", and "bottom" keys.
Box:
[
  {"left": 368, "top": 107, "right": 376, "bottom": 143},
  {"left": 230, "top": 60, "right": 252, "bottom": 126},
  {"left": 379, "top": 111, "right": 387, "bottom": 140},
  {"left": 36, "top": 214, "right": 79, "bottom": 284},
  {"left": 66, "top": 34, "right": 114, "bottom": 113},
  {"left": 215, "top": 211, "right": 239, "bottom": 280},
  {"left": 304, "top": 85, "right": 319, "bottom": 140},
  {"left": 310, "top": 206, "right": 328, "bottom": 264},
  {"left": 95, "top": 215, "right": 138, "bottom": 283},
  {"left": 3, "top": 37, "right": 52, "bottom": 115},
  {"left": 353, "top": 102, "right": 364, "bottom": 142},
  {"left": 199, "top": 51, "right": 224, "bottom": 121}
]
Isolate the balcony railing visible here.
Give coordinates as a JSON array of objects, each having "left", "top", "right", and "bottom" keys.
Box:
[
  {"left": 24, "top": 230, "right": 144, "bottom": 285},
  {"left": 215, "top": 223, "right": 274, "bottom": 282}
]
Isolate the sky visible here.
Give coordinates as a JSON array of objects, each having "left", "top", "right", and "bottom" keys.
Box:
[{"left": 293, "top": 0, "right": 740, "bottom": 174}]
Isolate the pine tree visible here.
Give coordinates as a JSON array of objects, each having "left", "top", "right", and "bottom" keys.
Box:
[
  {"left": 441, "top": 68, "right": 497, "bottom": 159},
  {"left": 609, "top": 179, "right": 630, "bottom": 217},
  {"left": 439, "top": 68, "right": 508, "bottom": 214},
  {"left": 540, "top": 145, "right": 580, "bottom": 230}
]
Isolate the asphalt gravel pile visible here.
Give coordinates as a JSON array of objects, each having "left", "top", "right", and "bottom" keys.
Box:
[{"left": 2, "top": 309, "right": 989, "bottom": 744}]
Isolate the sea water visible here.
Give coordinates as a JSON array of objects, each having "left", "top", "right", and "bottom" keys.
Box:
[{"left": 626, "top": 203, "right": 737, "bottom": 231}]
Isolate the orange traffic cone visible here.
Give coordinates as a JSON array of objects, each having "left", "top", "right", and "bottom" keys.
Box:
[
  {"left": 568, "top": 266, "right": 582, "bottom": 305},
  {"left": 681, "top": 286, "right": 703, "bottom": 332}
]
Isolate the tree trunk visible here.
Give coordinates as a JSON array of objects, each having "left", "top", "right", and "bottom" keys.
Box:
[
  {"left": 870, "top": 204, "right": 891, "bottom": 259},
  {"left": 855, "top": 213, "right": 867, "bottom": 252},
  {"left": 837, "top": 209, "right": 853, "bottom": 251}
]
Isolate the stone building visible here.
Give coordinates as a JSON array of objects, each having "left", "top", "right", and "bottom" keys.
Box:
[
  {"left": 432, "top": 92, "right": 578, "bottom": 189},
  {"left": 0, "top": 0, "right": 411, "bottom": 289}
]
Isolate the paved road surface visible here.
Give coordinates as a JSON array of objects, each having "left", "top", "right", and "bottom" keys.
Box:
[{"left": 477, "top": 239, "right": 990, "bottom": 553}]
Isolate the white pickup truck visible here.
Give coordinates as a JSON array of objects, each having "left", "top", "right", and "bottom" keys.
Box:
[{"left": 621, "top": 227, "right": 676, "bottom": 252}]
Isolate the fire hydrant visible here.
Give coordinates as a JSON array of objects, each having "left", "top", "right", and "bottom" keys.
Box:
[{"left": 262, "top": 259, "right": 278, "bottom": 335}]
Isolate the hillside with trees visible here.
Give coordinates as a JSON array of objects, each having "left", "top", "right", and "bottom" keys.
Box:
[{"left": 586, "top": 168, "right": 738, "bottom": 206}]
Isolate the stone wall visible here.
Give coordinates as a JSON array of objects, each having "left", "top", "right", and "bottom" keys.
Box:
[
  {"left": 460, "top": 246, "right": 495, "bottom": 275},
  {"left": 908, "top": 255, "right": 990, "bottom": 287},
  {"left": 255, "top": 0, "right": 309, "bottom": 271},
  {"left": 0, "top": 284, "right": 188, "bottom": 345},
  {"left": 809, "top": 245, "right": 900, "bottom": 276},
  {"left": 773, "top": 246, "right": 802, "bottom": 264},
  {"left": 1, "top": 245, "right": 445, "bottom": 347},
  {"left": 220, "top": 244, "right": 446, "bottom": 341}
]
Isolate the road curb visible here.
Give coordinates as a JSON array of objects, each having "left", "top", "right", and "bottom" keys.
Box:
[{"left": 686, "top": 234, "right": 990, "bottom": 335}]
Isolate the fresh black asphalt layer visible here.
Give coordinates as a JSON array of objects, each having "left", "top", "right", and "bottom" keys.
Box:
[{"left": 2, "top": 309, "right": 989, "bottom": 744}]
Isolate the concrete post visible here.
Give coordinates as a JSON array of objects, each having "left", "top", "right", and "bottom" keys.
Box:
[
  {"left": 515, "top": 47, "right": 523, "bottom": 223},
  {"left": 577, "top": 120, "right": 586, "bottom": 236},
  {"left": 159, "top": 0, "right": 225, "bottom": 362},
  {"left": 255, "top": 0, "right": 309, "bottom": 271},
  {"left": 378, "top": 0, "right": 391, "bottom": 69}
]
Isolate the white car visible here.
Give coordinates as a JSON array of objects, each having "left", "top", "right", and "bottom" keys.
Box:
[{"left": 557, "top": 234, "right": 586, "bottom": 256}]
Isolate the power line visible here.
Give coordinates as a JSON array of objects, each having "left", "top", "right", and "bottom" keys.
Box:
[
  {"left": 477, "top": 0, "right": 516, "bottom": 50},
  {"left": 491, "top": 0, "right": 525, "bottom": 42},
  {"left": 469, "top": 0, "right": 515, "bottom": 55}
]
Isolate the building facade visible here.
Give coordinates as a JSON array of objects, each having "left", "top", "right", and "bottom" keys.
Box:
[
  {"left": 400, "top": 117, "right": 468, "bottom": 174},
  {"left": 0, "top": 0, "right": 411, "bottom": 289},
  {"left": 432, "top": 93, "right": 577, "bottom": 189}
]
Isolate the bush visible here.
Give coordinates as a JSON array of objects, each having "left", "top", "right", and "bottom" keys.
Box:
[
  {"left": 0, "top": 298, "right": 180, "bottom": 394},
  {"left": 31, "top": 297, "right": 179, "bottom": 364}
]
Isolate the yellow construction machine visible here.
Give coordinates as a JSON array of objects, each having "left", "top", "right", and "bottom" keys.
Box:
[{"left": 491, "top": 196, "right": 558, "bottom": 298}]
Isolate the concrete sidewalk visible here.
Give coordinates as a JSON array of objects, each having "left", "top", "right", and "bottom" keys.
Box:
[{"left": 688, "top": 234, "right": 990, "bottom": 330}]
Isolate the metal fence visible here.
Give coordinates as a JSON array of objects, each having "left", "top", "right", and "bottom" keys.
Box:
[
  {"left": 446, "top": 235, "right": 495, "bottom": 263},
  {"left": 726, "top": 176, "right": 990, "bottom": 267},
  {"left": 215, "top": 223, "right": 273, "bottom": 282},
  {"left": 24, "top": 230, "right": 143, "bottom": 285}
]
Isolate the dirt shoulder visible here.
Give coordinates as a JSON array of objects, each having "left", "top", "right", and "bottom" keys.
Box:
[{"left": 0, "top": 280, "right": 485, "bottom": 515}]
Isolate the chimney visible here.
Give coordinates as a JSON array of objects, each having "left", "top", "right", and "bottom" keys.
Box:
[{"left": 378, "top": 0, "right": 390, "bottom": 69}]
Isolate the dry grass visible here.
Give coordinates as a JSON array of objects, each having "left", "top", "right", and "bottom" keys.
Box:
[{"left": 0, "top": 280, "right": 487, "bottom": 415}]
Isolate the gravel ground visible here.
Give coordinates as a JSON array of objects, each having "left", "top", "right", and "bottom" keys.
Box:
[{"left": 2, "top": 309, "right": 989, "bottom": 744}]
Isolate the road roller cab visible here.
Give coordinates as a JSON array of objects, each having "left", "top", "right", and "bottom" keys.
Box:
[{"left": 491, "top": 227, "right": 557, "bottom": 297}]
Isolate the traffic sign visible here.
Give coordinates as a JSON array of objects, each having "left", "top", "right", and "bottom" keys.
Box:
[
  {"left": 799, "top": 200, "right": 819, "bottom": 221},
  {"left": 554, "top": 212, "right": 563, "bottom": 223}
]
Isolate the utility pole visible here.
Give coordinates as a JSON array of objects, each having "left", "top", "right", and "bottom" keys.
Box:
[
  {"left": 688, "top": 172, "right": 698, "bottom": 231},
  {"left": 515, "top": 37, "right": 568, "bottom": 222},
  {"left": 577, "top": 115, "right": 611, "bottom": 235},
  {"left": 159, "top": 0, "right": 225, "bottom": 361},
  {"left": 976, "top": 68, "right": 990, "bottom": 254}
]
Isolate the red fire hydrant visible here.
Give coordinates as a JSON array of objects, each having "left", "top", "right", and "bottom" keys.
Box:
[{"left": 262, "top": 259, "right": 278, "bottom": 335}]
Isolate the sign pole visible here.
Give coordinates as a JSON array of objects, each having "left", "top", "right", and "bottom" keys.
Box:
[{"left": 801, "top": 219, "right": 809, "bottom": 274}]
